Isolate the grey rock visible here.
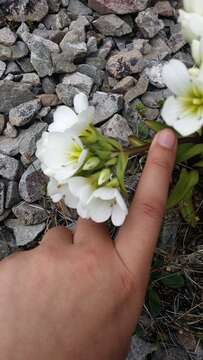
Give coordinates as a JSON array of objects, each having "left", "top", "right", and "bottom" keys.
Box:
[
  {"left": 3, "top": 122, "right": 18, "bottom": 138},
  {"left": 92, "top": 91, "right": 124, "bottom": 124},
  {"left": 47, "top": 0, "right": 61, "bottom": 13},
  {"left": 5, "top": 181, "right": 21, "bottom": 209},
  {"left": 152, "top": 348, "right": 189, "bottom": 360},
  {"left": 30, "top": 40, "right": 53, "bottom": 77},
  {"left": 37, "top": 107, "right": 51, "bottom": 119},
  {"left": 23, "top": 33, "right": 60, "bottom": 54},
  {"left": 17, "top": 57, "right": 34, "bottom": 72},
  {"left": 51, "top": 52, "right": 77, "bottom": 74},
  {"left": 19, "top": 160, "right": 47, "bottom": 203},
  {"left": 86, "top": 55, "right": 106, "bottom": 70},
  {"left": 11, "top": 41, "right": 29, "bottom": 60},
  {"left": 150, "top": 37, "right": 171, "bottom": 61},
  {"left": 60, "top": 29, "right": 85, "bottom": 47},
  {"left": 78, "top": 64, "right": 104, "bottom": 87},
  {"left": 87, "top": 36, "right": 98, "bottom": 55},
  {"left": 98, "top": 38, "right": 114, "bottom": 60},
  {"left": 88, "top": 0, "right": 149, "bottom": 14},
  {"left": 0, "top": 181, "right": 5, "bottom": 215},
  {"left": 0, "top": 153, "right": 21, "bottom": 180},
  {"left": 69, "top": 15, "right": 89, "bottom": 33},
  {"left": 9, "top": 99, "right": 41, "bottom": 127},
  {"left": 0, "top": 60, "right": 6, "bottom": 78},
  {"left": 154, "top": 1, "right": 174, "bottom": 17},
  {"left": 5, "top": 219, "right": 45, "bottom": 247},
  {"left": 125, "top": 73, "right": 149, "bottom": 103},
  {"left": 44, "top": 9, "right": 70, "bottom": 30},
  {"left": 174, "top": 51, "right": 194, "bottom": 68},
  {"left": 60, "top": 42, "right": 87, "bottom": 61},
  {"left": 112, "top": 76, "right": 135, "bottom": 94},
  {"left": 141, "top": 89, "right": 171, "bottom": 109},
  {"left": 42, "top": 77, "right": 56, "bottom": 94},
  {"left": 168, "top": 24, "right": 187, "bottom": 53},
  {"left": 38, "top": 94, "right": 59, "bottom": 107},
  {"left": 61, "top": 0, "right": 70, "bottom": 6},
  {"left": 0, "top": 227, "right": 15, "bottom": 259},
  {"left": 107, "top": 49, "right": 143, "bottom": 79},
  {"left": 21, "top": 73, "right": 41, "bottom": 86},
  {"left": 0, "top": 80, "right": 35, "bottom": 113},
  {"left": 68, "top": 0, "right": 92, "bottom": 16},
  {"left": 145, "top": 62, "right": 166, "bottom": 88},
  {"left": 5, "top": 61, "right": 21, "bottom": 75},
  {"left": 0, "top": 114, "right": 5, "bottom": 134},
  {"left": 0, "top": 122, "right": 47, "bottom": 157},
  {"left": 12, "top": 202, "right": 48, "bottom": 225},
  {"left": 101, "top": 114, "right": 133, "bottom": 144},
  {"left": 56, "top": 84, "right": 80, "bottom": 106},
  {"left": 5, "top": 0, "right": 49, "bottom": 22},
  {"left": 0, "top": 209, "right": 11, "bottom": 223},
  {"left": 135, "top": 8, "right": 164, "bottom": 39},
  {"left": 62, "top": 72, "right": 94, "bottom": 96},
  {"left": 93, "top": 14, "right": 132, "bottom": 37},
  {"left": 126, "top": 335, "right": 156, "bottom": 360},
  {"left": 0, "top": 44, "right": 12, "bottom": 61},
  {"left": 0, "top": 27, "right": 17, "bottom": 46}
]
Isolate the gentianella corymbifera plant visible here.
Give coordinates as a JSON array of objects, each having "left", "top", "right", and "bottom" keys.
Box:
[
  {"left": 36, "top": 93, "right": 128, "bottom": 227},
  {"left": 36, "top": 1, "right": 203, "bottom": 228}
]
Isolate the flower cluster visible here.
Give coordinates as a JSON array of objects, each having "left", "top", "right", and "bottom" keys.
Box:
[
  {"left": 36, "top": 93, "right": 128, "bottom": 226},
  {"left": 162, "top": 0, "right": 203, "bottom": 136}
]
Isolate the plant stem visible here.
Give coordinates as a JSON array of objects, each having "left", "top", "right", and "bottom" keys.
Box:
[{"left": 125, "top": 136, "right": 202, "bottom": 156}]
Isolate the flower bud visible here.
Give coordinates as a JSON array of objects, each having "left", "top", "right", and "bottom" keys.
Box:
[
  {"left": 106, "top": 178, "right": 120, "bottom": 188},
  {"left": 83, "top": 157, "right": 100, "bottom": 171},
  {"left": 98, "top": 169, "right": 111, "bottom": 186}
]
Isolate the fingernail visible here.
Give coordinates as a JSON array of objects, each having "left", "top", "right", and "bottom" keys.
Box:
[{"left": 156, "top": 129, "right": 176, "bottom": 150}]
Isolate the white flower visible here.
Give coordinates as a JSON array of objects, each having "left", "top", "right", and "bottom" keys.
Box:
[
  {"left": 48, "top": 176, "right": 128, "bottom": 227},
  {"left": 36, "top": 93, "right": 95, "bottom": 182},
  {"left": 183, "top": 0, "right": 203, "bottom": 16},
  {"left": 179, "top": 10, "right": 203, "bottom": 42},
  {"left": 86, "top": 187, "right": 128, "bottom": 227},
  {"left": 191, "top": 38, "right": 203, "bottom": 65},
  {"left": 161, "top": 59, "right": 203, "bottom": 136},
  {"left": 48, "top": 93, "right": 94, "bottom": 135},
  {"left": 36, "top": 131, "right": 88, "bottom": 182},
  {"left": 47, "top": 178, "right": 78, "bottom": 208}
]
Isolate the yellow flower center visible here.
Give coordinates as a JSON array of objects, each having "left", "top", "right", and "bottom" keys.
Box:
[
  {"left": 180, "top": 84, "right": 203, "bottom": 117},
  {"left": 68, "top": 142, "right": 83, "bottom": 162}
]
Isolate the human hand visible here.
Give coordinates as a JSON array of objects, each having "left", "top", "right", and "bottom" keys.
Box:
[{"left": 0, "top": 129, "right": 177, "bottom": 360}]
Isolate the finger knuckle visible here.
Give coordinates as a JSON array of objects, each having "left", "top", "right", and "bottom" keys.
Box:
[
  {"left": 150, "top": 156, "right": 171, "bottom": 172},
  {"left": 137, "top": 200, "right": 164, "bottom": 221}
]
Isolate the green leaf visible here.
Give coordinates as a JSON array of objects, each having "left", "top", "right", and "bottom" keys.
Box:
[
  {"left": 176, "top": 144, "right": 203, "bottom": 163},
  {"left": 145, "top": 120, "right": 167, "bottom": 133},
  {"left": 148, "top": 288, "right": 161, "bottom": 316},
  {"left": 194, "top": 160, "right": 203, "bottom": 168},
  {"left": 161, "top": 273, "right": 185, "bottom": 288},
  {"left": 116, "top": 153, "right": 128, "bottom": 193},
  {"left": 167, "top": 169, "right": 199, "bottom": 209},
  {"left": 128, "top": 136, "right": 146, "bottom": 147},
  {"left": 179, "top": 189, "right": 199, "bottom": 227}
]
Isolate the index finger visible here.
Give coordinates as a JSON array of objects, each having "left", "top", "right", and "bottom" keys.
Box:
[{"left": 116, "top": 129, "right": 177, "bottom": 282}]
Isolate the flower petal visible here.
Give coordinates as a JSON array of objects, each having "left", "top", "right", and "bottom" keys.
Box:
[
  {"left": 74, "top": 93, "right": 89, "bottom": 114},
  {"left": 174, "top": 117, "right": 202, "bottom": 136},
  {"left": 184, "top": 0, "right": 203, "bottom": 15},
  {"left": 112, "top": 203, "right": 127, "bottom": 227},
  {"left": 36, "top": 132, "right": 68, "bottom": 168},
  {"left": 161, "top": 96, "right": 183, "bottom": 126},
  {"left": 191, "top": 39, "right": 201, "bottom": 65},
  {"left": 162, "top": 60, "right": 190, "bottom": 95},
  {"left": 49, "top": 106, "right": 78, "bottom": 133},
  {"left": 88, "top": 198, "right": 112, "bottom": 223},
  {"left": 179, "top": 10, "right": 203, "bottom": 42},
  {"left": 71, "top": 107, "right": 95, "bottom": 134},
  {"left": 90, "top": 187, "right": 116, "bottom": 201}
]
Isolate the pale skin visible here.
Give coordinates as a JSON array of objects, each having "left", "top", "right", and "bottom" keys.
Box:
[{"left": 0, "top": 129, "right": 177, "bottom": 360}]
